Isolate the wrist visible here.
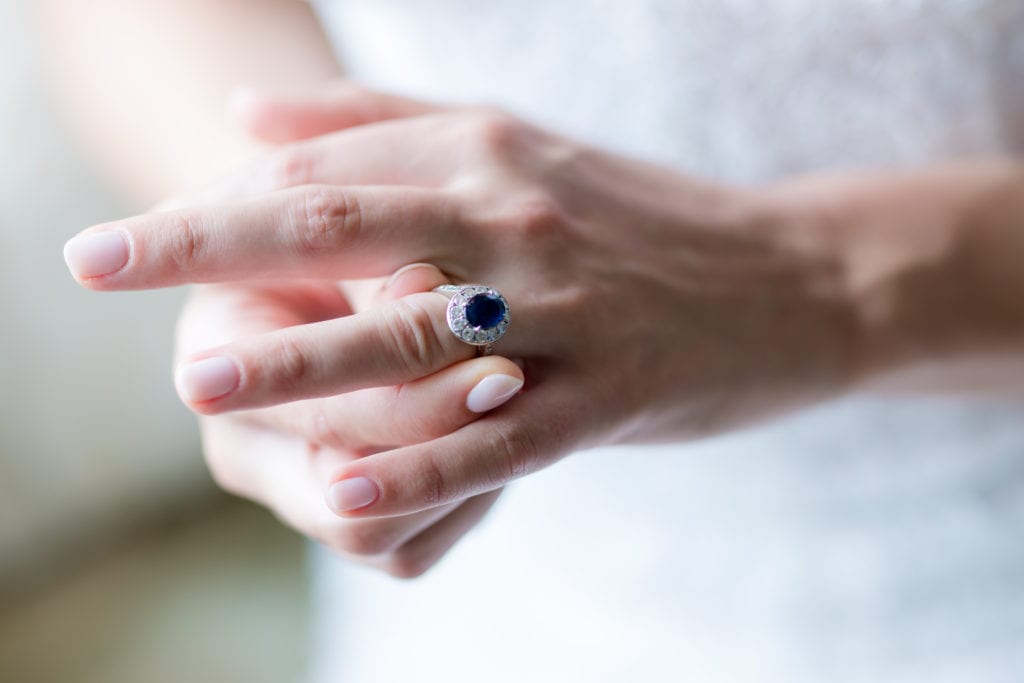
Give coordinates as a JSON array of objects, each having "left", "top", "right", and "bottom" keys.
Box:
[{"left": 756, "top": 161, "right": 1024, "bottom": 390}]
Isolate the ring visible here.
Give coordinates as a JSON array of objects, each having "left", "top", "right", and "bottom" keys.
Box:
[{"left": 433, "top": 284, "right": 510, "bottom": 356}]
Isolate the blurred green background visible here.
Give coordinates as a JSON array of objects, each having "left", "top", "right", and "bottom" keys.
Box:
[{"left": 0, "top": 2, "right": 311, "bottom": 680}]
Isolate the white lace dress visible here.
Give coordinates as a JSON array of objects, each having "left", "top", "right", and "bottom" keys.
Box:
[{"left": 307, "top": 2, "right": 1024, "bottom": 681}]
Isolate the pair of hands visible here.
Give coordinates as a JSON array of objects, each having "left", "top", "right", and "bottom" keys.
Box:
[{"left": 63, "top": 82, "right": 856, "bottom": 577}]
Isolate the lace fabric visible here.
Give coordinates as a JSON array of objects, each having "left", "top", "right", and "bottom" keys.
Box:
[{"left": 307, "top": 2, "right": 1024, "bottom": 680}]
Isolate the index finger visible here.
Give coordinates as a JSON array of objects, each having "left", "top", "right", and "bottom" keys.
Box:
[{"left": 63, "top": 185, "right": 463, "bottom": 289}]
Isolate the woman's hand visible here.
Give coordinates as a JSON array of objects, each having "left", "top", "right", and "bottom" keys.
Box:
[
  {"left": 64, "top": 84, "right": 860, "bottom": 527},
  {"left": 171, "top": 264, "right": 518, "bottom": 578}
]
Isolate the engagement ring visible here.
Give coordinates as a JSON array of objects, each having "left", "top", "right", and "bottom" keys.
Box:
[{"left": 433, "top": 284, "right": 510, "bottom": 356}]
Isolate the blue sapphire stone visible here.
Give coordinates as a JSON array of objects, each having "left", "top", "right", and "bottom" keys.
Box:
[{"left": 465, "top": 293, "right": 505, "bottom": 329}]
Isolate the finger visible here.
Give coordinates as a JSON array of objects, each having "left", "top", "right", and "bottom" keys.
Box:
[
  {"left": 322, "top": 499, "right": 464, "bottom": 564},
  {"left": 164, "top": 114, "right": 470, "bottom": 212},
  {"left": 199, "top": 415, "right": 333, "bottom": 529},
  {"left": 242, "top": 354, "right": 525, "bottom": 451},
  {"left": 175, "top": 281, "right": 352, "bottom": 357},
  {"left": 201, "top": 417, "right": 464, "bottom": 561},
  {"left": 229, "top": 82, "right": 440, "bottom": 144},
  {"left": 380, "top": 489, "right": 503, "bottom": 579},
  {"left": 379, "top": 262, "right": 450, "bottom": 302},
  {"left": 303, "top": 443, "right": 474, "bottom": 561},
  {"left": 63, "top": 185, "right": 464, "bottom": 288},
  {"left": 174, "top": 291, "right": 473, "bottom": 414},
  {"left": 325, "top": 262, "right": 447, "bottom": 322},
  {"left": 324, "top": 386, "right": 577, "bottom": 518}
]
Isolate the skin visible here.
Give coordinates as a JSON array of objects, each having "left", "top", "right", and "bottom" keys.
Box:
[
  {"left": 48, "top": 2, "right": 1024, "bottom": 578},
  {"left": 37, "top": 0, "right": 341, "bottom": 203},
  {"left": 40, "top": 0, "right": 512, "bottom": 577}
]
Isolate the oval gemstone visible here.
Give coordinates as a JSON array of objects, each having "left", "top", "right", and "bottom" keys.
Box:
[{"left": 465, "top": 293, "right": 505, "bottom": 328}]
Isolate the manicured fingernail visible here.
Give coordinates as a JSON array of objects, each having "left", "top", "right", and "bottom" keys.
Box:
[
  {"left": 466, "top": 374, "right": 524, "bottom": 413},
  {"left": 63, "top": 231, "right": 129, "bottom": 279},
  {"left": 328, "top": 477, "right": 380, "bottom": 513},
  {"left": 175, "top": 357, "right": 240, "bottom": 403}
]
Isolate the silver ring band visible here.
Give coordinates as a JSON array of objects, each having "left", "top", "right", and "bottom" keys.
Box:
[{"left": 433, "top": 284, "right": 510, "bottom": 357}]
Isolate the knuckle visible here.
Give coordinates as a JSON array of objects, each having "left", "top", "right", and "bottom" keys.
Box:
[
  {"left": 413, "top": 450, "right": 452, "bottom": 510},
  {"left": 164, "top": 212, "right": 207, "bottom": 273},
  {"left": 297, "top": 403, "right": 346, "bottom": 450},
  {"left": 489, "top": 422, "right": 539, "bottom": 483},
  {"left": 506, "top": 194, "right": 566, "bottom": 241},
  {"left": 263, "top": 147, "right": 317, "bottom": 190},
  {"left": 293, "top": 186, "right": 363, "bottom": 256},
  {"left": 384, "top": 300, "right": 448, "bottom": 376},
  {"left": 264, "top": 336, "right": 314, "bottom": 392},
  {"left": 465, "top": 107, "right": 522, "bottom": 156}
]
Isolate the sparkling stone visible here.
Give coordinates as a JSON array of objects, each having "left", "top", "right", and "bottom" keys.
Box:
[{"left": 465, "top": 293, "right": 505, "bottom": 329}]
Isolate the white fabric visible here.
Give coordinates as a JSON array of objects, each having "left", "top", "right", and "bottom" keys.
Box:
[{"left": 307, "top": 2, "right": 1024, "bottom": 681}]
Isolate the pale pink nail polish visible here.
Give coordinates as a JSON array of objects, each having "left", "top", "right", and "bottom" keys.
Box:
[
  {"left": 466, "top": 374, "right": 524, "bottom": 413},
  {"left": 63, "top": 231, "right": 129, "bottom": 279},
  {"left": 175, "top": 357, "right": 240, "bottom": 403},
  {"left": 328, "top": 477, "right": 380, "bottom": 513}
]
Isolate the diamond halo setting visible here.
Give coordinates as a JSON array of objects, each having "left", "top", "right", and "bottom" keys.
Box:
[{"left": 437, "top": 284, "right": 510, "bottom": 347}]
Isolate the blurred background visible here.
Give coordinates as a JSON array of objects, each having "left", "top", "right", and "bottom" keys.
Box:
[{"left": 0, "top": 2, "right": 310, "bottom": 680}]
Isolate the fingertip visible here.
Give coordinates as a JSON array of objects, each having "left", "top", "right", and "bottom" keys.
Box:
[
  {"left": 326, "top": 476, "right": 381, "bottom": 516},
  {"left": 174, "top": 356, "right": 241, "bottom": 411},
  {"left": 381, "top": 263, "right": 450, "bottom": 301},
  {"left": 63, "top": 229, "right": 130, "bottom": 282}
]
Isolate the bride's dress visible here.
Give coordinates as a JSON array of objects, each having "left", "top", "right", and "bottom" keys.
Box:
[{"left": 307, "top": 2, "right": 1024, "bottom": 680}]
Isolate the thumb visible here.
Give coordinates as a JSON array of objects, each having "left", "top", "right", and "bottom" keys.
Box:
[{"left": 229, "top": 81, "right": 441, "bottom": 144}]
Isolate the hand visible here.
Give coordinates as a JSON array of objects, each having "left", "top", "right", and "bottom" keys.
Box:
[
  {"left": 67, "top": 84, "right": 529, "bottom": 578},
  {"left": 174, "top": 262, "right": 517, "bottom": 578},
  {"left": 64, "top": 83, "right": 858, "bottom": 529},
  {"left": 177, "top": 89, "right": 529, "bottom": 576}
]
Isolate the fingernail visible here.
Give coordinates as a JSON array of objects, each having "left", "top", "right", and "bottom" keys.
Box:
[
  {"left": 383, "top": 263, "right": 438, "bottom": 297},
  {"left": 63, "top": 231, "right": 130, "bottom": 279},
  {"left": 328, "top": 477, "right": 380, "bottom": 513},
  {"left": 466, "top": 374, "right": 524, "bottom": 413},
  {"left": 385, "top": 263, "right": 419, "bottom": 290},
  {"left": 175, "top": 356, "right": 240, "bottom": 403}
]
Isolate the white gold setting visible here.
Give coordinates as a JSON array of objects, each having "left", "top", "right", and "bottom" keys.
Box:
[{"left": 433, "top": 284, "right": 511, "bottom": 349}]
